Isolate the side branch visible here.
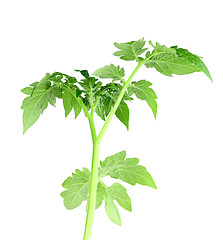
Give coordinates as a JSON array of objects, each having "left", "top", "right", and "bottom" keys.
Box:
[{"left": 97, "top": 61, "right": 144, "bottom": 143}]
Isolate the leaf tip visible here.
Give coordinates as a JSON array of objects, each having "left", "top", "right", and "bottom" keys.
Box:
[
  {"left": 23, "top": 126, "right": 28, "bottom": 135},
  {"left": 209, "top": 75, "right": 213, "bottom": 82}
]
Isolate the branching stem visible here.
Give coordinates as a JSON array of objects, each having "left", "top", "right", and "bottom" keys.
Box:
[
  {"left": 97, "top": 61, "right": 144, "bottom": 143},
  {"left": 83, "top": 60, "right": 145, "bottom": 240}
]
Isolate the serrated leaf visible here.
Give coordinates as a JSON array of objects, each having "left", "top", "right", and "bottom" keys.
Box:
[
  {"left": 22, "top": 79, "right": 56, "bottom": 134},
  {"left": 96, "top": 181, "right": 131, "bottom": 225},
  {"left": 60, "top": 168, "right": 90, "bottom": 210},
  {"left": 115, "top": 100, "right": 129, "bottom": 130},
  {"left": 108, "top": 183, "right": 132, "bottom": 212},
  {"left": 100, "top": 151, "right": 157, "bottom": 189},
  {"left": 93, "top": 64, "right": 125, "bottom": 81},
  {"left": 128, "top": 80, "right": 157, "bottom": 118},
  {"left": 50, "top": 72, "right": 77, "bottom": 84},
  {"left": 172, "top": 46, "right": 212, "bottom": 81},
  {"left": 111, "top": 165, "right": 157, "bottom": 188},
  {"left": 114, "top": 38, "right": 147, "bottom": 61},
  {"left": 104, "top": 194, "right": 122, "bottom": 226},
  {"left": 145, "top": 42, "right": 200, "bottom": 77}
]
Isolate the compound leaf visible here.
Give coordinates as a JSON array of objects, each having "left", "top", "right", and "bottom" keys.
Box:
[
  {"left": 114, "top": 38, "right": 147, "bottom": 61},
  {"left": 145, "top": 42, "right": 200, "bottom": 77},
  {"left": 61, "top": 168, "right": 90, "bottom": 210}
]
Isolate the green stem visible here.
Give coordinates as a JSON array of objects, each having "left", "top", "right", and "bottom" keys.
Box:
[
  {"left": 83, "top": 61, "right": 144, "bottom": 240},
  {"left": 83, "top": 116, "right": 99, "bottom": 240},
  {"left": 97, "top": 61, "right": 144, "bottom": 143}
]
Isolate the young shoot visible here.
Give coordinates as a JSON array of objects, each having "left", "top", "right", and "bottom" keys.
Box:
[{"left": 21, "top": 38, "right": 212, "bottom": 240}]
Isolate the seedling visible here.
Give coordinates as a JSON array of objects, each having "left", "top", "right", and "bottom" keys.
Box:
[{"left": 21, "top": 39, "right": 212, "bottom": 240}]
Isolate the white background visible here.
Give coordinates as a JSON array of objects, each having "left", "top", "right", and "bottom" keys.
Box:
[{"left": 1, "top": 0, "right": 222, "bottom": 239}]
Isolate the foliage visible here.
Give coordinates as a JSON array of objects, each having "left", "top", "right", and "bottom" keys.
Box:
[
  {"left": 21, "top": 38, "right": 212, "bottom": 239},
  {"left": 60, "top": 151, "right": 155, "bottom": 225}
]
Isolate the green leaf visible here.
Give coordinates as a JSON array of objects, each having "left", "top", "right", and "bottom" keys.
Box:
[
  {"left": 50, "top": 72, "right": 77, "bottom": 84},
  {"left": 172, "top": 46, "right": 212, "bottom": 81},
  {"left": 115, "top": 100, "right": 129, "bottom": 130},
  {"left": 21, "top": 87, "right": 33, "bottom": 95},
  {"left": 96, "top": 182, "right": 106, "bottom": 209},
  {"left": 95, "top": 96, "right": 106, "bottom": 121},
  {"left": 75, "top": 69, "right": 90, "bottom": 79},
  {"left": 29, "top": 82, "right": 39, "bottom": 87},
  {"left": 62, "top": 88, "right": 82, "bottom": 118},
  {"left": 73, "top": 97, "right": 82, "bottom": 118},
  {"left": 52, "top": 86, "right": 63, "bottom": 99},
  {"left": 22, "top": 78, "right": 56, "bottom": 134},
  {"left": 93, "top": 64, "right": 125, "bottom": 81},
  {"left": 60, "top": 168, "right": 90, "bottom": 210},
  {"left": 100, "top": 151, "right": 157, "bottom": 189},
  {"left": 94, "top": 83, "right": 131, "bottom": 128},
  {"left": 114, "top": 38, "right": 147, "bottom": 61},
  {"left": 104, "top": 96, "right": 114, "bottom": 117},
  {"left": 62, "top": 89, "right": 73, "bottom": 117},
  {"left": 145, "top": 42, "right": 200, "bottom": 77},
  {"left": 104, "top": 194, "right": 122, "bottom": 226},
  {"left": 101, "top": 151, "right": 126, "bottom": 168},
  {"left": 21, "top": 96, "right": 31, "bottom": 109},
  {"left": 128, "top": 80, "right": 157, "bottom": 118},
  {"left": 95, "top": 181, "right": 131, "bottom": 225},
  {"left": 108, "top": 183, "right": 132, "bottom": 212}
]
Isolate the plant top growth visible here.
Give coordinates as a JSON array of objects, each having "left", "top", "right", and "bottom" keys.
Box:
[{"left": 21, "top": 38, "right": 212, "bottom": 240}]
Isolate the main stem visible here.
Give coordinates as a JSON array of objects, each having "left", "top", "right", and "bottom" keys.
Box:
[
  {"left": 83, "top": 115, "right": 98, "bottom": 240},
  {"left": 83, "top": 61, "right": 144, "bottom": 240}
]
